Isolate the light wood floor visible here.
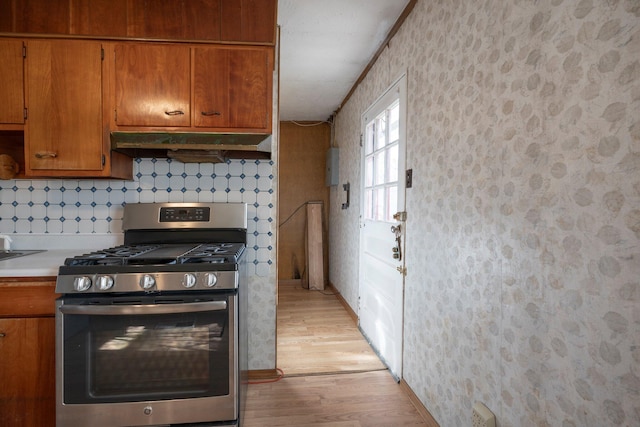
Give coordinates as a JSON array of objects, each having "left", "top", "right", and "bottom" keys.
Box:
[
  {"left": 244, "top": 370, "right": 427, "bottom": 426},
  {"left": 276, "top": 283, "right": 385, "bottom": 376},
  {"left": 241, "top": 283, "right": 428, "bottom": 426}
]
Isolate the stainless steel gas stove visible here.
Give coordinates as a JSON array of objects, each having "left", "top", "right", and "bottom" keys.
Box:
[{"left": 55, "top": 202, "right": 248, "bottom": 427}]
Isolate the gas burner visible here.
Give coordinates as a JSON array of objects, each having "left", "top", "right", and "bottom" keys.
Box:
[
  {"left": 64, "top": 244, "right": 160, "bottom": 266},
  {"left": 57, "top": 203, "right": 247, "bottom": 294},
  {"left": 188, "top": 249, "right": 230, "bottom": 256},
  {"left": 94, "top": 258, "right": 125, "bottom": 266},
  {"left": 188, "top": 243, "right": 237, "bottom": 255},
  {"left": 180, "top": 257, "right": 226, "bottom": 264},
  {"left": 63, "top": 242, "right": 245, "bottom": 267}
]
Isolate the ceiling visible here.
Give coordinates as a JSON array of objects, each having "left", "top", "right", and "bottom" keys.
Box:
[{"left": 277, "top": 0, "right": 411, "bottom": 122}]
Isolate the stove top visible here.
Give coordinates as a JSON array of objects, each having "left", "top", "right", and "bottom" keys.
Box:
[
  {"left": 56, "top": 202, "right": 248, "bottom": 294},
  {"left": 64, "top": 243, "right": 245, "bottom": 267}
]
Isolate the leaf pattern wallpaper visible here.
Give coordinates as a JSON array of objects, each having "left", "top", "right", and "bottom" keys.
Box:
[{"left": 329, "top": 0, "right": 638, "bottom": 425}]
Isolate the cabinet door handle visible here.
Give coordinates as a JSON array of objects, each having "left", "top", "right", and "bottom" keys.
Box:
[
  {"left": 201, "top": 111, "right": 221, "bottom": 116},
  {"left": 165, "top": 110, "right": 185, "bottom": 116},
  {"left": 35, "top": 151, "right": 57, "bottom": 159},
  {"left": 0, "top": 333, "right": 6, "bottom": 338}
]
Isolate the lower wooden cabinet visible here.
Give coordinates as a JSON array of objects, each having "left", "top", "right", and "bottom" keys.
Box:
[
  {"left": 0, "top": 280, "right": 57, "bottom": 427},
  {"left": 0, "top": 317, "right": 55, "bottom": 427}
]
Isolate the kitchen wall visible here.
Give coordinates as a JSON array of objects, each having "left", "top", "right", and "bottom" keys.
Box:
[
  {"left": 0, "top": 157, "right": 277, "bottom": 369},
  {"left": 330, "top": 0, "right": 639, "bottom": 426},
  {"left": 278, "top": 121, "right": 331, "bottom": 282}
]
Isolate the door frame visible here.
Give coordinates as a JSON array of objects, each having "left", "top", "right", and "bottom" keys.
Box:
[{"left": 358, "top": 72, "right": 408, "bottom": 380}]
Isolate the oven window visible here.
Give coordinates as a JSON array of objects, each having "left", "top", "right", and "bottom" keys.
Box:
[{"left": 62, "top": 300, "right": 231, "bottom": 404}]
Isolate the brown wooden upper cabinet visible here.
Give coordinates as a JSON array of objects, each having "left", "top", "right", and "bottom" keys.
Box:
[
  {"left": 194, "top": 46, "right": 272, "bottom": 130},
  {"left": 23, "top": 39, "right": 131, "bottom": 179},
  {"left": 0, "top": 39, "right": 25, "bottom": 125},
  {"left": 127, "top": 0, "right": 222, "bottom": 41},
  {"left": 112, "top": 43, "right": 273, "bottom": 133},
  {"left": 24, "top": 39, "right": 104, "bottom": 172},
  {"left": 114, "top": 43, "right": 191, "bottom": 127},
  {"left": 0, "top": 0, "right": 276, "bottom": 44},
  {"left": 220, "top": 0, "right": 277, "bottom": 44}
]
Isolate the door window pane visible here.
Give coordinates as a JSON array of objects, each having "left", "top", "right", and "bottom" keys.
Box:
[
  {"left": 365, "top": 122, "right": 375, "bottom": 154},
  {"left": 363, "top": 93, "right": 401, "bottom": 221},
  {"left": 388, "top": 144, "right": 398, "bottom": 185},
  {"left": 365, "top": 156, "right": 374, "bottom": 187},
  {"left": 365, "top": 189, "right": 373, "bottom": 219},
  {"left": 387, "top": 186, "right": 397, "bottom": 222},
  {"left": 389, "top": 101, "right": 400, "bottom": 143},
  {"left": 375, "top": 115, "right": 386, "bottom": 150},
  {"left": 374, "top": 187, "right": 385, "bottom": 221},
  {"left": 374, "top": 151, "right": 386, "bottom": 185}
]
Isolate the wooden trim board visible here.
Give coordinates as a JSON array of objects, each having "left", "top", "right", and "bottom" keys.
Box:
[
  {"left": 305, "top": 201, "right": 324, "bottom": 290},
  {"left": 400, "top": 379, "right": 441, "bottom": 427},
  {"left": 248, "top": 369, "right": 281, "bottom": 381},
  {"left": 327, "top": 282, "right": 357, "bottom": 323}
]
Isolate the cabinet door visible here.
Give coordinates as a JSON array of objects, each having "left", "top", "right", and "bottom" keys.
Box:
[
  {"left": 25, "top": 40, "right": 104, "bottom": 171},
  {"left": 221, "top": 0, "right": 276, "bottom": 44},
  {"left": 127, "top": 0, "right": 222, "bottom": 40},
  {"left": 0, "top": 317, "right": 56, "bottom": 427},
  {"left": 115, "top": 43, "right": 191, "bottom": 127},
  {"left": 70, "top": 0, "right": 129, "bottom": 37},
  {"left": 194, "top": 46, "right": 272, "bottom": 131},
  {"left": 9, "top": 0, "right": 70, "bottom": 34},
  {"left": 0, "top": 40, "right": 25, "bottom": 125}
]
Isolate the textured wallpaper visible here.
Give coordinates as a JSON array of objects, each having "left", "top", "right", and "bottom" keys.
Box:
[{"left": 330, "top": 0, "right": 639, "bottom": 425}]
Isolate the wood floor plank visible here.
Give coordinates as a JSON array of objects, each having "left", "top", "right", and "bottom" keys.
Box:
[
  {"left": 244, "top": 284, "right": 430, "bottom": 425},
  {"left": 244, "top": 371, "right": 427, "bottom": 426},
  {"left": 276, "top": 284, "right": 386, "bottom": 376}
]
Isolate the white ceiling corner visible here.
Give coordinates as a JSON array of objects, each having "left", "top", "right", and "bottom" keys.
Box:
[{"left": 277, "top": 0, "right": 411, "bottom": 121}]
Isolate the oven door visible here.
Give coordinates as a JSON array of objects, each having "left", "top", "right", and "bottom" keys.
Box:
[{"left": 55, "top": 293, "right": 238, "bottom": 427}]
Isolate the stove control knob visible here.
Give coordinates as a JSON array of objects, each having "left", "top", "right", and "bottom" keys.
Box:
[
  {"left": 204, "top": 272, "right": 218, "bottom": 287},
  {"left": 140, "top": 274, "right": 156, "bottom": 290},
  {"left": 74, "top": 276, "right": 92, "bottom": 292},
  {"left": 97, "top": 275, "right": 114, "bottom": 291},
  {"left": 182, "top": 273, "right": 197, "bottom": 288}
]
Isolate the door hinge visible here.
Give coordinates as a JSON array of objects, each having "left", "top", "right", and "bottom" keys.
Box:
[
  {"left": 396, "top": 266, "right": 407, "bottom": 276},
  {"left": 359, "top": 134, "right": 363, "bottom": 147}
]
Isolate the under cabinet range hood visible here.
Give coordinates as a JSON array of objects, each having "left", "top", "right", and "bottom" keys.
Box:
[{"left": 110, "top": 132, "right": 272, "bottom": 163}]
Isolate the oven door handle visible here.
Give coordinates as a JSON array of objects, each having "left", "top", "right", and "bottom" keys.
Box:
[{"left": 59, "top": 300, "right": 227, "bottom": 316}]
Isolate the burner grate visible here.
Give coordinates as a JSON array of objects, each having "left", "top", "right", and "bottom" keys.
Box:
[{"left": 63, "top": 243, "right": 244, "bottom": 267}]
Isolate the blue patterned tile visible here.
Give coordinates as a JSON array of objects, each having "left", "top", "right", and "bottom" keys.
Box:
[{"left": 0, "top": 158, "right": 275, "bottom": 276}]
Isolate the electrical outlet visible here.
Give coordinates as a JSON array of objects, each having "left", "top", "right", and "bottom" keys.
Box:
[{"left": 472, "top": 402, "right": 495, "bottom": 427}]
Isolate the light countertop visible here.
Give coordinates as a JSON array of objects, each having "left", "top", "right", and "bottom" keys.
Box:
[
  {"left": 0, "top": 249, "right": 86, "bottom": 277},
  {"left": 0, "top": 234, "right": 123, "bottom": 278}
]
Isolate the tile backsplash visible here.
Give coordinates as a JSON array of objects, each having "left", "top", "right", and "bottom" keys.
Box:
[{"left": 0, "top": 157, "right": 274, "bottom": 276}]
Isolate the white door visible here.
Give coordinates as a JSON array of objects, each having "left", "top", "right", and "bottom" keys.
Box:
[{"left": 358, "top": 74, "right": 407, "bottom": 380}]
